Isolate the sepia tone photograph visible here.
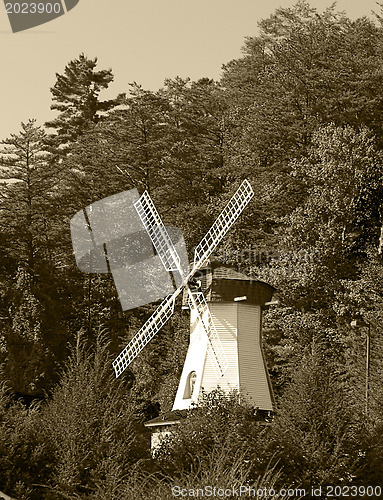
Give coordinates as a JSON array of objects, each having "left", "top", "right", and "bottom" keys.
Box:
[{"left": 0, "top": 1, "right": 382, "bottom": 498}]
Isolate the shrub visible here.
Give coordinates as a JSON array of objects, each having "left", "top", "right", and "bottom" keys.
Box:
[
  {"left": 266, "top": 346, "right": 363, "bottom": 489},
  {"left": 0, "top": 382, "right": 51, "bottom": 500},
  {"left": 39, "top": 332, "right": 150, "bottom": 499},
  {"left": 154, "top": 389, "right": 270, "bottom": 481}
]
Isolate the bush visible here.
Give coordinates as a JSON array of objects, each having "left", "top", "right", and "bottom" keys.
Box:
[
  {"left": 154, "top": 389, "right": 270, "bottom": 481},
  {"left": 266, "top": 346, "right": 363, "bottom": 489},
  {"left": 38, "top": 332, "right": 150, "bottom": 499},
  {"left": 0, "top": 382, "right": 51, "bottom": 500}
]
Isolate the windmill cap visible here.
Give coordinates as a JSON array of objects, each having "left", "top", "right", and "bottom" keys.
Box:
[{"left": 189, "top": 262, "right": 275, "bottom": 307}]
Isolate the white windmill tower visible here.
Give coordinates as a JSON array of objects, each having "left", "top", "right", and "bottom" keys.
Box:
[
  {"left": 143, "top": 262, "right": 276, "bottom": 451},
  {"left": 171, "top": 262, "right": 275, "bottom": 412}
]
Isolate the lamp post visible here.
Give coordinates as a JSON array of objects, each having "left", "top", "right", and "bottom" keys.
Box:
[{"left": 350, "top": 319, "right": 371, "bottom": 415}]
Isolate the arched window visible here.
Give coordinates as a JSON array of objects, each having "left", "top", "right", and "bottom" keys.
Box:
[{"left": 183, "top": 371, "right": 197, "bottom": 399}]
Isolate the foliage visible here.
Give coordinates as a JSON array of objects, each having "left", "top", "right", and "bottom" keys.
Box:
[
  {"left": 155, "top": 389, "right": 270, "bottom": 480},
  {"left": 267, "top": 346, "right": 363, "bottom": 490},
  {"left": 40, "top": 332, "right": 149, "bottom": 499},
  {"left": 1, "top": 1, "right": 383, "bottom": 495},
  {"left": 45, "top": 53, "right": 119, "bottom": 149},
  {"left": 0, "top": 382, "right": 51, "bottom": 500},
  {"left": 0, "top": 119, "right": 53, "bottom": 270},
  {"left": 0, "top": 120, "right": 71, "bottom": 394},
  {"left": 83, "top": 460, "right": 303, "bottom": 500},
  {"left": 221, "top": 0, "right": 383, "bottom": 244}
]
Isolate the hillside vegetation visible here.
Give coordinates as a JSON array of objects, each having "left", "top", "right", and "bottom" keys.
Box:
[{"left": 0, "top": 2, "right": 383, "bottom": 498}]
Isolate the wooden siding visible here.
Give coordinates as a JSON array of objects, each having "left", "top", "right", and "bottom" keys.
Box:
[
  {"left": 237, "top": 304, "right": 274, "bottom": 410},
  {"left": 173, "top": 299, "right": 274, "bottom": 412},
  {"left": 203, "top": 303, "right": 239, "bottom": 392}
]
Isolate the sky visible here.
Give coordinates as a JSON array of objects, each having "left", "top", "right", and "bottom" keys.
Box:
[{"left": 0, "top": 0, "right": 381, "bottom": 141}]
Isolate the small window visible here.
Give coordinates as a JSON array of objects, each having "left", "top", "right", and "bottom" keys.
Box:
[{"left": 183, "top": 371, "right": 197, "bottom": 399}]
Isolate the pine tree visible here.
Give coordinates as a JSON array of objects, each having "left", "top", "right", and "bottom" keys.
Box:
[
  {"left": 0, "top": 119, "right": 52, "bottom": 271},
  {"left": 275, "top": 124, "right": 383, "bottom": 311},
  {"left": 45, "top": 53, "right": 120, "bottom": 150},
  {"left": 0, "top": 120, "right": 72, "bottom": 395},
  {"left": 268, "top": 345, "right": 362, "bottom": 488}
]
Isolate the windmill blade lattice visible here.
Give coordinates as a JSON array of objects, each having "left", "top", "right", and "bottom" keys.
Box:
[
  {"left": 192, "top": 179, "right": 254, "bottom": 272},
  {"left": 112, "top": 179, "right": 254, "bottom": 378},
  {"left": 134, "top": 191, "right": 182, "bottom": 274},
  {"left": 113, "top": 293, "right": 177, "bottom": 377},
  {"left": 187, "top": 289, "right": 228, "bottom": 377}
]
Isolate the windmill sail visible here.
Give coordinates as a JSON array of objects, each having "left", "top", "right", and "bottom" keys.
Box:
[
  {"left": 134, "top": 191, "right": 183, "bottom": 275},
  {"left": 112, "top": 179, "right": 254, "bottom": 378},
  {"left": 192, "top": 179, "right": 254, "bottom": 272},
  {"left": 113, "top": 293, "right": 177, "bottom": 377}
]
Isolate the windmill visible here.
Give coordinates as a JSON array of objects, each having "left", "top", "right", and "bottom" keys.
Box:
[
  {"left": 111, "top": 180, "right": 254, "bottom": 379},
  {"left": 171, "top": 262, "right": 275, "bottom": 412}
]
